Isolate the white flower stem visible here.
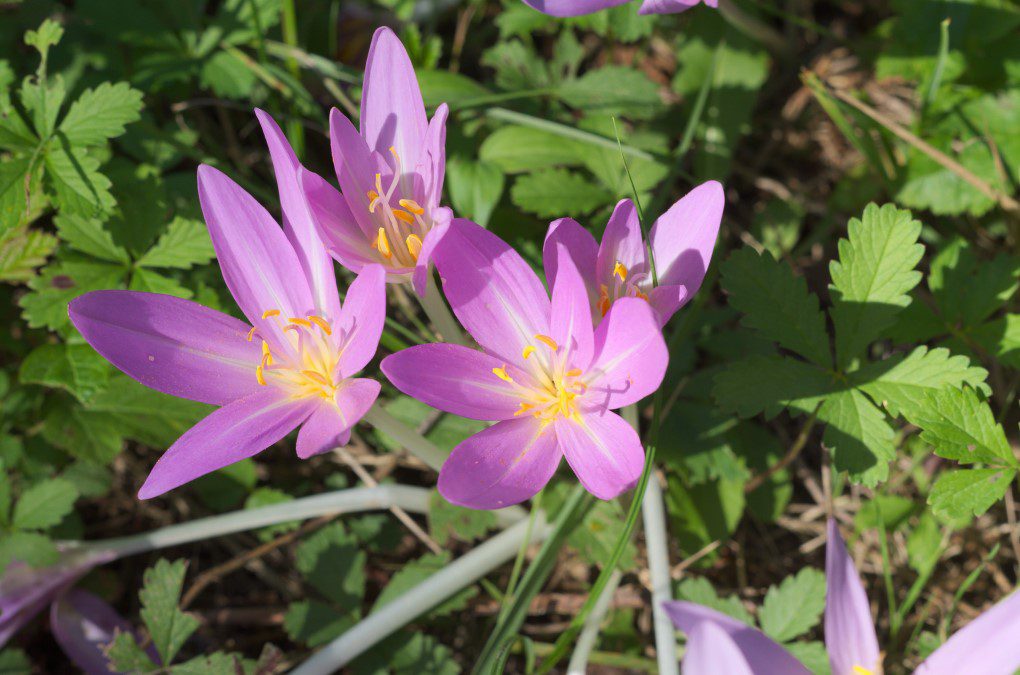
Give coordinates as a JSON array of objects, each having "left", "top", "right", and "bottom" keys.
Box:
[
  {"left": 419, "top": 273, "right": 470, "bottom": 346},
  {"left": 291, "top": 511, "right": 551, "bottom": 675},
  {"left": 566, "top": 568, "right": 622, "bottom": 675},
  {"left": 361, "top": 404, "right": 449, "bottom": 472}
]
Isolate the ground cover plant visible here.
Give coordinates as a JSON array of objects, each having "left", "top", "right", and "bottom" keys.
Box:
[{"left": 1, "top": 0, "right": 1018, "bottom": 673}]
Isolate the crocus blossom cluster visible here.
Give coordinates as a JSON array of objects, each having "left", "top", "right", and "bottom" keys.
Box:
[
  {"left": 665, "top": 519, "right": 1020, "bottom": 675},
  {"left": 521, "top": 0, "right": 717, "bottom": 17}
]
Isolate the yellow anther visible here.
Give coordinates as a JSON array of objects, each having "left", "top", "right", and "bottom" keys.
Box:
[
  {"left": 522, "top": 345, "right": 537, "bottom": 360},
  {"left": 405, "top": 234, "right": 423, "bottom": 262},
  {"left": 399, "top": 199, "right": 425, "bottom": 215},
  {"left": 599, "top": 295, "right": 611, "bottom": 317},
  {"left": 307, "top": 315, "right": 332, "bottom": 335},
  {"left": 301, "top": 370, "right": 332, "bottom": 387},
  {"left": 534, "top": 334, "right": 559, "bottom": 351},
  {"left": 392, "top": 209, "right": 415, "bottom": 224},
  {"left": 373, "top": 227, "right": 393, "bottom": 259},
  {"left": 288, "top": 317, "right": 313, "bottom": 329},
  {"left": 261, "top": 341, "right": 271, "bottom": 356},
  {"left": 256, "top": 365, "right": 266, "bottom": 386},
  {"left": 565, "top": 368, "right": 582, "bottom": 377},
  {"left": 514, "top": 402, "right": 535, "bottom": 417},
  {"left": 492, "top": 366, "right": 514, "bottom": 384},
  {"left": 613, "top": 261, "right": 628, "bottom": 282},
  {"left": 367, "top": 189, "right": 379, "bottom": 202},
  {"left": 262, "top": 309, "right": 281, "bottom": 319},
  {"left": 388, "top": 146, "right": 400, "bottom": 161},
  {"left": 852, "top": 668, "right": 874, "bottom": 675},
  {"left": 246, "top": 326, "right": 257, "bottom": 342}
]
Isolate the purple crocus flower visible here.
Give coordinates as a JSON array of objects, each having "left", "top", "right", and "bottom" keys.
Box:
[
  {"left": 381, "top": 219, "right": 668, "bottom": 509},
  {"left": 69, "top": 155, "right": 387, "bottom": 498},
  {"left": 521, "top": 0, "right": 717, "bottom": 17},
  {"left": 303, "top": 26, "right": 451, "bottom": 296},
  {"left": 51, "top": 589, "right": 159, "bottom": 674},
  {"left": 664, "top": 518, "right": 1020, "bottom": 675},
  {"left": 543, "top": 181, "right": 723, "bottom": 327}
]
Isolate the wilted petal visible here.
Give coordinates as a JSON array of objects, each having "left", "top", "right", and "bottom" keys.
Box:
[
  {"left": 639, "top": 0, "right": 701, "bottom": 14},
  {"left": 520, "top": 0, "right": 631, "bottom": 16},
  {"left": 361, "top": 27, "right": 428, "bottom": 177},
  {"left": 649, "top": 181, "right": 723, "bottom": 296},
  {"left": 543, "top": 216, "right": 599, "bottom": 302},
  {"left": 663, "top": 601, "right": 810, "bottom": 675},
  {"left": 825, "top": 518, "right": 882, "bottom": 675},
  {"left": 683, "top": 620, "right": 755, "bottom": 675},
  {"left": 550, "top": 240, "right": 595, "bottom": 369},
  {"left": 438, "top": 418, "right": 561, "bottom": 509},
  {"left": 597, "top": 200, "right": 648, "bottom": 289},
  {"left": 69, "top": 290, "right": 260, "bottom": 406},
  {"left": 255, "top": 109, "right": 342, "bottom": 323},
  {"left": 300, "top": 167, "right": 379, "bottom": 274},
  {"left": 138, "top": 388, "right": 315, "bottom": 499},
  {"left": 52, "top": 589, "right": 157, "bottom": 674},
  {"left": 916, "top": 589, "right": 1020, "bottom": 675},
  {"left": 586, "top": 298, "right": 668, "bottom": 409},
  {"left": 432, "top": 219, "right": 551, "bottom": 369},
  {"left": 334, "top": 265, "right": 387, "bottom": 377},
  {"left": 556, "top": 410, "right": 644, "bottom": 500},
  {"left": 382, "top": 343, "right": 528, "bottom": 421}
]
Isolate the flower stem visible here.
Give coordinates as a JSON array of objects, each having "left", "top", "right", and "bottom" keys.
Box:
[
  {"left": 361, "top": 404, "right": 449, "bottom": 472},
  {"left": 290, "top": 512, "right": 552, "bottom": 675},
  {"left": 566, "top": 569, "right": 622, "bottom": 675},
  {"left": 642, "top": 476, "right": 678, "bottom": 675},
  {"left": 419, "top": 273, "right": 470, "bottom": 346}
]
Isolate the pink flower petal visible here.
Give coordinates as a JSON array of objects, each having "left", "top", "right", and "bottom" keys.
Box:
[
  {"left": 329, "top": 108, "right": 380, "bottom": 238},
  {"left": 555, "top": 410, "right": 644, "bottom": 500},
  {"left": 639, "top": 0, "right": 701, "bottom": 14},
  {"left": 415, "top": 103, "right": 449, "bottom": 210},
  {"left": 438, "top": 418, "right": 561, "bottom": 509},
  {"left": 295, "top": 401, "right": 352, "bottom": 460},
  {"left": 411, "top": 212, "right": 451, "bottom": 297},
  {"left": 361, "top": 27, "right": 428, "bottom": 177},
  {"left": 917, "top": 589, "right": 1020, "bottom": 675},
  {"left": 69, "top": 290, "right": 260, "bottom": 406},
  {"left": 586, "top": 297, "right": 668, "bottom": 409},
  {"left": 138, "top": 388, "right": 315, "bottom": 499},
  {"left": 432, "top": 219, "right": 551, "bottom": 369},
  {"left": 255, "top": 109, "right": 342, "bottom": 323},
  {"left": 51, "top": 589, "right": 157, "bottom": 674},
  {"left": 649, "top": 180, "right": 723, "bottom": 296},
  {"left": 520, "top": 0, "right": 631, "bottom": 16},
  {"left": 334, "top": 264, "right": 387, "bottom": 377},
  {"left": 647, "top": 283, "right": 689, "bottom": 327},
  {"left": 300, "top": 166, "right": 379, "bottom": 274},
  {"left": 683, "top": 620, "right": 755, "bottom": 675},
  {"left": 382, "top": 343, "right": 527, "bottom": 421},
  {"left": 825, "top": 518, "right": 882, "bottom": 675},
  {"left": 543, "top": 216, "right": 599, "bottom": 317},
  {"left": 597, "top": 199, "right": 647, "bottom": 290},
  {"left": 549, "top": 238, "right": 595, "bottom": 370}
]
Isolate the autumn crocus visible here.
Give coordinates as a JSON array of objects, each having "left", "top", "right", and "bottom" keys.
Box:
[
  {"left": 382, "top": 220, "right": 668, "bottom": 509},
  {"left": 70, "top": 140, "right": 386, "bottom": 498},
  {"left": 664, "top": 518, "right": 1020, "bottom": 675},
  {"left": 521, "top": 0, "right": 717, "bottom": 17},
  {"left": 51, "top": 589, "right": 159, "bottom": 673},
  {"left": 544, "top": 181, "right": 723, "bottom": 327},
  {"left": 303, "top": 26, "right": 450, "bottom": 296}
]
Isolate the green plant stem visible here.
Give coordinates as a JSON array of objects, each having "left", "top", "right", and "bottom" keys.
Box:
[
  {"left": 565, "top": 569, "right": 623, "bottom": 675},
  {"left": 717, "top": 0, "right": 791, "bottom": 57},
  {"left": 360, "top": 404, "right": 449, "bottom": 472},
  {"left": 419, "top": 273, "right": 470, "bottom": 346},
  {"left": 279, "top": 0, "right": 304, "bottom": 157},
  {"left": 485, "top": 108, "right": 661, "bottom": 162},
  {"left": 498, "top": 488, "right": 545, "bottom": 625},
  {"left": 521, "top": 641, "right": 657, "bottom": 672}
]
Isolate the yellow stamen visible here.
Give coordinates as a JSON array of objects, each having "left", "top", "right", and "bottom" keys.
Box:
[
  {"left": 405, "top": 234, "right": 423, "bottom": 262},
  {"left": 514, "top": 402, "right": 535, "bottom": 417},
  {"left": 307, "top": 315, "right": 332, "bottom": 335},
  {"left": 262, "top": 309, "right": 280, "bottom": 319},
  {"left": 492, "top": 366, "right": 514, "bottom": 384},
  {"left": 301, "top": 370, "right": 332, "bottom": 387},
  {"left": 613, "top": 261, "right": 628, "bottom": 282},
  {"left": 373, "top": 227, "right": 392, "bottom": 259},
  {"left": 392, "top": 209, "right": 415, "bottom": 224},
  {"left": 261, "top": 341, "right": 271, "bottom": 357},
  {"left": 852, "top": 668, "right": 874, "bottom": 675},
  {"left": 522, "top": 345, "right": 537, "bottom": 360},
  {"left": 367, "top": 189, "right": 379, "bottom": 202},
  {"left": 534, "top": 334, "right": 559, "bottom": 351},
  {"left": 398, "top": 198, "right": 425, "bottom": 215},
  {"left": 246, "top": 326, "right": 257, "bottom": 342},
  {"left": 256, "top": 365, "right": 266, "bottom": 386},
  {"left": 288, "top": 317, "right": 313, "bottom": 329},
  {"left": 565, "top": 368, "right": 582, "bottom": 377}
]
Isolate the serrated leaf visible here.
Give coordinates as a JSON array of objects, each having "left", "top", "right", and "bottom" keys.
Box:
[
  {"left": 54, "top": 214, "right": 129, "bottom": 263},
  {"left": 819, "top": 389, "right": 895, "bottom": 486},
  {"left": 58, "top": 82, "right": 143, "bottom": 147},
  {"left": 0, "top": 531, "right": 58, "bottom": 571},
  {"left": 428, "top": 490, "right": 497, "bottom": 546},
  {"left": 373, "top": 552, "right": 475, "bottom": 617},
  {"left": 928, "top": 239, "right": 1018, "bottom": 329},
  {"left": 510, "top": 168, "right": 607, "bottom": 218},
  {"left": 105, "top": 632, "right": 157, "bottom": 673},
  {"left": 856, "top": 346, "right": 988, "bottom": 417},
  {"left": 19, "top": 260, "right": 125, "bottom": 332},
  {"left": 19, "top": 343, "right": 110, "bottom": 402},
  {"left": 720, "top": 248, "right": 830, "bottom": 366},
  {"left": 829, "top": 203, "right": 924, "bottom": 367},
  {"left": 129, "top": 267, "right": 193, "bottom": 298},
  {"left": 20, "top": 77, "right": 66, "bottom": 138},
  {"left": 295, "top": 523, "right": 365, "bottom": 606},
  {"left": 136, "top": 217, "right": 214, "bottom": 269},
  {"left": 928, "top": 468, "right": 1016, "bottom": 519},
  {"left": 902, "top": 387, "right": 1016, "bottom": 466},
  {"left": 0, "top": 227, "right": 57, "bottom": 282},
  {"left": 13, "top": 478, "right": 78, "bottom": 530},
  {"left": 138, "top": 559, "right": 199, "bottom": 666},
  {"left": 44, "top": 144, "right": 115, "bottom": 216},
  {"left": 971, "top": 313, "right": 1020, "bottom": 369},
  {"left": 759, "top": 567, "right": 826, "bottom": 642},
  {"left": 85, "top": 374, "right": 211, "bottom": 448},
  {"left": 42, "top": 403, "right": 124, "bottom": 464},
  {"left": 479, "top": 126, "right": 586, "bottom": 174},
  {"left": 712, "top": 355, "right": 834, "bottom": 419},
  {"left": 783, "top": 641, "right": 831, "bottom": 675},
  {"left": 558, "top": 66, "right": 661, "bottom": 119},
  {"left": 0, "top": 158, "right": 32, "bottom": 234}
]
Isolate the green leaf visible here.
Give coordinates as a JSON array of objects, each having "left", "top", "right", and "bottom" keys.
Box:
[
  {"left": 0, "top": 158, "right": 32, "bottom": 234},
  {"left": 720, "top": 247, "right": 830, "bottom": 366},
  {"left": 928, "top": 468, "right": 1016, "bottom": 519},
  {"left": 106, "top": 632, "right": 158, "bottom": 673},
  {"left": 667, "top": 477, "right": 745, "bottom": 553},
  {"left": 19, "top": 260, "right": 125, "bottom": 332},
  {"left": 971, "top": 313, "right": 1020, "bottom": 369},
  {"left": 372, "top": 552, "right": 474, "bottom": 617},
  {"left": 24, "top": 19, "right": 64, "bottom": 57},
  {"left": 191, "top": 460, "right": 257, "bottom": 511},
  {"left": 138, "top": 558, "right": 200, "bottom": 666},
  {"left": 58, "top": 82, "right": 143, "bottom": 147},
  {"left": 21, "top": 77, "right": 67, "bottom": 138},
  {"left": 85, "top": 374, "right": 212, "bottom": 448},
  {"left": 44, "top": 144, "right": 115, "bottom": 215},
  {"left": 0, "top": 531, "right": 58, "bottom": 571},
  {"left": 295, "top": 523, "right": 365, "bottom": 606},
  {"left": 906, "top": 512, "right": 942, "bottom": 574},
  {"left": 829, "top": 203, "right": 924, "bottom": 367},
  {"left": 674, "top": 577, "right": 754, "bottom": 626},
  {"left": 569, "top": 497, "right": 637, "bottom": 570},
  {"left": 479, "top": 126, "right": 585, "bottom": 174},
  {"left": 783, "top": 642, "right": 831, "bottom": 675},
  {"left": 246, "top": 488, "right": 299, "bottom": 542},
  {"left": 13, "top": 478, "right": 78, "bottom": 530},
  {"left": 428, "top": 490, "right": 497, "bottom": 547},
  {"left": 928, "top": 239, "right": 1018, "bottom": 329},
  {"left": 19, "top": 343, "right": 110, "bottom": 402},
  {"left": 54, "top": 214, "right": 129, "bottom": 263},
  {"left": 0, "top": 227, "right": 57, "bottom": 283},
  {"left": 510, "top": 168, "right": 607, "bottom": 218},
  {"left": 0, "top": 648, "right": 31, "bottom": 675},
  {"left": 283, "top": 600, "right": 358, "bottom": 648},
  {"left": 759, "top": 567, "right": 827, "bottom": 642},
  {"left": 819, "top": 389, "right": 895, "bottom": 486},
  {"left": 445, "top": 158, "right": 505, "bottom": 228},
  {"left": 349, "top": 631, "right": 461, "bottom": 675},
  {"left": 856, "top": 346, "right": 988, "bottom": 417},
  {"left": 558, "top": 66, "right": 661, "bottom": 119},
  {"left": 712, "top": 355, "right": 834, "bottom": 419},
  {"left": 902, "top": 387, "right": 1016, "bottom": 466},
  {"left": 129, "top": 267, "right": 193, "bottom": 298},
  {"left": 136, "top": 217, "right": 215, "bottom": 269},
  {"left": 42, "top": 404, "right": 124, "bottom": 464}
]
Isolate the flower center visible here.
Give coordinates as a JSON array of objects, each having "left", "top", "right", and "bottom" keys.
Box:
[
  {"left": 491, "top": 334, "right": 587, "bottom": 424},
  {"left": 366, "top": 146, "right": 432, "bottom": 268},
  {"left": 598, "top": 260, "right": 650, "bottom": 316},
  {"left": 247, "top": 309, "right": 339, "bottom": 400}
]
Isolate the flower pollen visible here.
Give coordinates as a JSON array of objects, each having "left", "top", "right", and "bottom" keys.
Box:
[
  {"left": 250, "top": 310, "right": 341, "bottom": 401},
  {"left": 364, "top": 147, "right": 435, "bottom": 268}
]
